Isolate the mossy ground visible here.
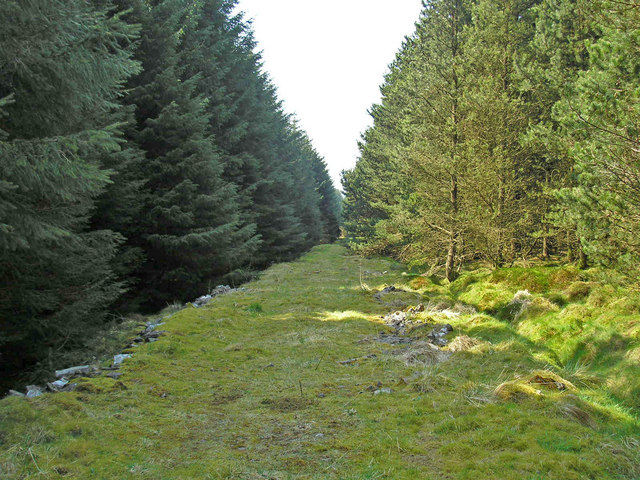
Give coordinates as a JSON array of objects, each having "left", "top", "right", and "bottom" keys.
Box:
[{"left": 1, "top": 244, "right": 639, "bottom": 479}]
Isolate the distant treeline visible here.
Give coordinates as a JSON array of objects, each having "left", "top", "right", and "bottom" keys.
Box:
[
  {"left": 0, "top": 0, "right": 340, "bottom": 381},
  {"left": 343, "top": 0, "right": 639, "bottom": 281}
]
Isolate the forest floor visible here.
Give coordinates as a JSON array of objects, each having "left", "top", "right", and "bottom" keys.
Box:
[{"left": 1, "top": 244, "right": 639, "bottom": 479}]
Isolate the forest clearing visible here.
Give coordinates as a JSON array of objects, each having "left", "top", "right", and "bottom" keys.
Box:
[{"left": 1, "top": 244, "right": 638, "bottom": 479}]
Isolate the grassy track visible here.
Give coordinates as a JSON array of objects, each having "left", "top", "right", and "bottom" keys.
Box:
[{"left": 1, "top": 244, "right": 639, "bottom": 479}]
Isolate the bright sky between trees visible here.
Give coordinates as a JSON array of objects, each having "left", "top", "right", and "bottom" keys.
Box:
[{"left": 233, "top": 0, "right": 423, "bottom": 187}]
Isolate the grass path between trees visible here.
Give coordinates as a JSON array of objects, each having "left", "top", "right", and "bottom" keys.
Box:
[{"left": 1, "top": 244, "right": 639, "bottom": 479}]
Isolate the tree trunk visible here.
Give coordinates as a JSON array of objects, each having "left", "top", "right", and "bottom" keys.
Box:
[
  {"left": 579, "top": 249, "right": 588, "bottom": 270},
  {"left": 446, "top": 234, "right": 456, "bottom": 282},
  {"left": 446, "top": 174, "right": 458, "bottom": 282},
  {"left": 542, "top": 224, "right": 550, "bottom": 260}
]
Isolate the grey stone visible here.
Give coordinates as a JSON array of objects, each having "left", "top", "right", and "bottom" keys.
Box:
[
  {"left": 55, "top": 365, "right": 90, "bottom": 378},
  {"left": 113, "top": 354, "right": 132, "bottom": 366},
  {"left": 427, "top": 324, "right": 454, "bottom": 346},
  {"left": 193, "top": 285, "right": 246, "bottom": 307},
  {"left": 106, "top": 372, "right": 123, "bottom": 379},
  {"left": 142, "top": 330, "right": 166, "bottom": 341},
  {"left": 26, "top": 385, "right": 43, "bottom": 398},
  {"left": 373, "top": 285, "right": 397, "bottom": 301},
  {"left": 374, "top": 388, "right": 393, "bottom": 395},
  {"left": 376, "top": 334, "right": 413, "bottom": 345},
  {"left": 8, "top": 389, "right": 25, "bottom": 397},
  {"left": 47, "top": 379, "right": 69, "bottom": 392},
  {"left": 383, "top": 311, "right": 413, "bottom": 334}
]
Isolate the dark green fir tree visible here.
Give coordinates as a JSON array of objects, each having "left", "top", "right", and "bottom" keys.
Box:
[
  {"left": 0, "top": 0, "right": 139, "bottom": 381},
  {"left": 122, "top": 0, "right": 255, "bottom": 309}
]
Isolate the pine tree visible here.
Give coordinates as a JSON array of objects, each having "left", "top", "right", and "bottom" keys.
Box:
[
  {"left": 0, "top": 0, "right": 139, "bottom": 379},
  {"left": 343, "top": 0, "right": 473, "bottom": 278},
  {"left": 555, "top": 1, "right": 640, "bottom": 276},
  {"left": 462, "top": 0, "right": 538, "bottom": 266},
  {"left": 342, "top": 36, "right": 421, "bottom": 258},
  {"left": 180, "top": 0, "right": 261, "bottom": 260},
  {"left": 397, "top": 0, "right": 472, "bottom": 279},
  {"left": 308, "top": 144, "right": 341, "bottom": 242},
  {"left": 517, "top": 0, "right": 596, "bottom": 261}
]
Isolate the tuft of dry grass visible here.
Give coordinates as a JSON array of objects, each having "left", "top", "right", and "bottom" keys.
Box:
[
  {"left": 557, "top": 401, "right": 597, "bottom": 429},
  {"left": 397, "top": 341, "right": 450, "bottom": 366},
  {"left": 447, "top": 335, "right": 483, "bottom": 352},
  {"left": 494, "top": 380, "right": 543, "bottom": 401},
  {"left": 528, "top": 370, "right": 576, "bottom": 392}
]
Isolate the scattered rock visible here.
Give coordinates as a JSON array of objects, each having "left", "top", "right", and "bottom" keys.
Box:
[
  {"left": 427, "top": 324, "right": 454, "bottom": 346},
  {"left": 365, "top": 381, "right": 383, "bottom": 391},
  {"left": 383, "top": 311, "right": 409, "bottom": 333},
  {"left": 47, "top": 379, "right": 69, "bottom": 392},
  {"left": 193, "top": 285, "right": 246, "bottom": 307},
  {"left": 137, "top": 321, "right": 167, "bottom": 343},
  {"left": 106, "top": 372, "right": 123, "bottom": 380},
  {"left": 143, "top": 330, "right": 166, "bottom": 341},
  {"left": 193, "top": 295, "right": 213, "bottom": 307},
  {"left": 374, "top": 286, "right": 421, "bottom": 308},
  {"left": 8, "top": 390, "right": 25, "bottom": 397},
  {"left": 374, "top": 388, "right": 393, "bottom": 395},
  {"left": 26, "top": 385, "right": 43, "bottom": 398},
  {"left": 376, "top": 334, "right": 414, "bottom": 345},
  {"left": 315, "top": 433, "right": 325, "bottom": 439},
  {"left": 55, "top": 365, "right": 91, "bottom": 378},
  {"left": 113, "top": 354, "right": 131, "bottom": 367},
  {"left": 374, "top": 286, "right": 397, "bottom": 301}
]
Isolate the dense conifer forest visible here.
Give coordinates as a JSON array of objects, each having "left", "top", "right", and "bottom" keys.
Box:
[
  {"left": 2, "top": 2, "right": 640, "bottom": 477},
  {"left": 0, "top": 0, "right": 340, "bottom": 386},
  {"left": 342, "top": 0, "right": 640, "bottom": 282}
]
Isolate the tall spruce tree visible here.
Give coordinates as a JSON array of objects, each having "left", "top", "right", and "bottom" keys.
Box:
[
  {"left": 121, "top": 0, "right": 253, "bottom": 309},
  {"left": 307, "top": 142, "right": 341, "bottom": 242},
  {"left": 181, "top": 0, "right": 324, "bottom": 267},
  {"left": 0, "top": 0, "right": 139, "bottom": 379}
]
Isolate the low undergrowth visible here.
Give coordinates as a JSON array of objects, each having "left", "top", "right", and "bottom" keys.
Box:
[{"left": 1, "top": 245, "right": 638, "bottom": 479}]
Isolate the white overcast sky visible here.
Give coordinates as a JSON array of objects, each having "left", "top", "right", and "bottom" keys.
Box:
[{"left": 233, "top": 0, "right": 423, "bottom": 188}]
